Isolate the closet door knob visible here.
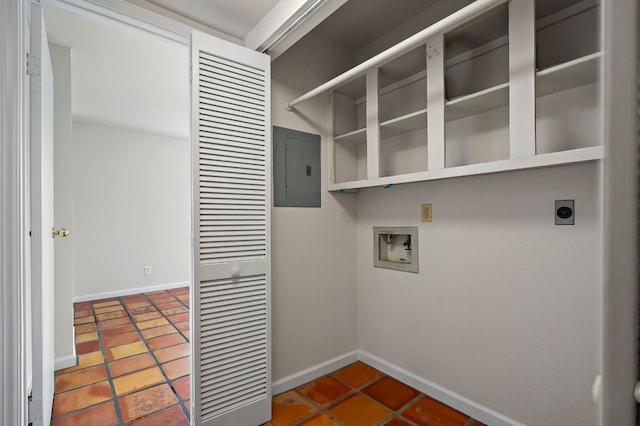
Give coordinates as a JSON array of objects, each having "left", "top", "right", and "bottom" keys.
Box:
[{"left": 52, "top": 228, "right": 70, "bottom": 238}]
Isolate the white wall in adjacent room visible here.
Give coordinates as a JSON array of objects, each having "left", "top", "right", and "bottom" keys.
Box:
[{"left": 72, "top": 122, "right": 190, "bottom": 298}]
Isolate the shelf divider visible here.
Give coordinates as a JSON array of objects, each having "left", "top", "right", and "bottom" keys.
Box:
[
  {"left": 509, "top": 0, "right": 536, "bottom": 159},
  {"left": 366, "top": 68, "right": 380, "bottom": 179},
  {"left": 426, "top": 34, "right": 445, "bottom": 171}
]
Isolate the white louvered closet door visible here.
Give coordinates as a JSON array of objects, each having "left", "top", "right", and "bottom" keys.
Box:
[{"left": 191, "top": 31, "right": 271, "bottom": 426}]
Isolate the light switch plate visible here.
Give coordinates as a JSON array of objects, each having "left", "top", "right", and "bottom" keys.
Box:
[{"left": 421, "top": 204, "right": 432, "bottom": 222}]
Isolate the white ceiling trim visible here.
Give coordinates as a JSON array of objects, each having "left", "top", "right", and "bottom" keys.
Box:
[
  {"left": 245, "top": 0, "right": 318, "bottom": 50},
  {"left": 47, "top": 0, "right": 241, "bottom": 45},
  {"left": 246, "top": 0, "right": 348, "bottom": 59},
  {"left": 44, "top": 0, "right": 187, "bottom": 44},
  {"left": 123, "top": 0, "right": 241, "bottom": 43}
]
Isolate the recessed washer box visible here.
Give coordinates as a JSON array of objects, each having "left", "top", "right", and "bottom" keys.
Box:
[{"left": 373, "top": 226, "right": 419, "bottom": 273}]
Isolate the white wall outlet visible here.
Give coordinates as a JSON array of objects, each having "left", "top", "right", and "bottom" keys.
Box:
[{"left": 144, "top": 265, "right": 152, "bottom": 275}]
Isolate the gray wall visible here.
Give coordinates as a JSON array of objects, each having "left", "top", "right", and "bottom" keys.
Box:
[
  {"left": 356, "top": 163, "right": 602, "bottom": 425},
  {"left": 270, "top": 31, "right": 359, "bottom": 381}
]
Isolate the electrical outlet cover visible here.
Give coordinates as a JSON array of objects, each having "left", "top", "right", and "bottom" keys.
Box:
[
  {"left": 555, "top": 200, "right": 575, "bottom": 225},
  {"left": 421, "top": 204, "right": 432, "bottom": 222}
]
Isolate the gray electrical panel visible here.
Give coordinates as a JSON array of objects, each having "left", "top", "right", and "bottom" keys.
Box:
[{"left": 273, "top": 126, "right": 321, "bottom": 207}]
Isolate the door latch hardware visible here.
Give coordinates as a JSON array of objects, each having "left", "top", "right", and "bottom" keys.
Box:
[{"left": 52, "top": 228, "right": 70, "bottom": 238}]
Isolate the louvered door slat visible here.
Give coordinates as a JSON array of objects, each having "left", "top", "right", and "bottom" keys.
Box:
[
  {"left": 199, "top": 68, "right": 264, "bottom": 90},
  {"left": 201, "top": 85, "right": 265, "bottom": 107},
  {"left": 204, "top": 346, "right": 266, "bottom": 367},
  {"left": 200, "top": 94, "right": 265, "bottom": 117},
  {"left": 200, "top": 76, "right": 265, "bottom": 99},
  {"left": 200, "top": 105, "right": 265, "bottom": 124},
  {"left": 192, "top": 31, "right": 271, "bottom": 426},
  {"left": 200, "top": 96, "right": 265, "bottom": 117},
  {"left": 201, "top": 146, "right": 264, "bottom": 161},
  {"left": 200, "top": 53, "right": 265, "bottom": 80}
]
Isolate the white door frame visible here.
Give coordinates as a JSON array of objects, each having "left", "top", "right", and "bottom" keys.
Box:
[
  {"left": 601, "top": 0, "right": 639, "bottom": 425},
  {"left": 1, "top": 0, "right": 29, "bottom": 425}
]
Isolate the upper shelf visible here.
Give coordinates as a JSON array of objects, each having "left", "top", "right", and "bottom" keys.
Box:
[
  {"left": 446, "top": 82, "right": 509, "bottom": 122},
  {"left": 339, "top": 51, "right": 602, "bottom": 141},
  {"left": 334, "top": 127, "right": 366, "bottom": 144},
  {"left": 380, "top": 109, "right": 428, "bottom": 139},
  {"left": 441, "top": 51, "right": 601, "bottom": 122},
  {"left": 536, "top": 51, "right": 602, "bottom": 97}
]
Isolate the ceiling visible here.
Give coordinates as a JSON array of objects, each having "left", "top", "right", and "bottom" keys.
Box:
[
  {"left": 44, "top": 4, "right": 190, "bottom": 139},
  {"left": 313, "top": 0, "right": 444, "bottom": 50},
  {"left": 140, "top": 0, "right": 280, "bottom": 39}
]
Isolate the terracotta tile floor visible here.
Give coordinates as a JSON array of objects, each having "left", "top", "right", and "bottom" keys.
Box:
[
  {"left": 52, "top": 288, "right": 191, "bottom": 425},
  {"left": 267, "top": 362, "right": 487, "bottom": 426},
  {"left": 55, "top": 289, "right": 484, "bottom": 426}
]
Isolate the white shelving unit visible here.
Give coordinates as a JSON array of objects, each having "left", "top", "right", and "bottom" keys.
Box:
[{"left": 305, "top": 0, "right": 604, "bottom": 191}]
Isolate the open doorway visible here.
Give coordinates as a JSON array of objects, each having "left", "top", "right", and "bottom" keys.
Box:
[{"left": 43, "top": 3, "right": 192, "bottom": 423}]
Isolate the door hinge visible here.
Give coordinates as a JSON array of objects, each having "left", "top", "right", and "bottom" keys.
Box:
[
  {"left": 27, "top": 394, "right": 42, "bottom": 424},
  {"left": 26, "top": 53, "right": 41, "bottom": 76}
]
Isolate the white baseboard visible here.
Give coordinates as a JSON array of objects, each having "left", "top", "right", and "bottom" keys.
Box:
[
  {"left": 55, "top": 354, "right": 78, "bottom": 371},
  {"left": 271, "top": 350, "right": 359, "bottom": 395},
  {"left": 55, "top": 328, "right": 77, "bottom": 371},
  {"left": 73, "top": 281, "right": 189, "bottom": 303},
  {"left": 358, "top": 351, "right": 525, "bottom": 426}
]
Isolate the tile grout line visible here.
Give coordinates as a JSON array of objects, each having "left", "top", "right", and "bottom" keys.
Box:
[
  {"left": 280, "top": 363, "right": 429, "bottom": 426},
  {"left": 292, "top": 388, "right": 347, "bottom": 426},
  {"left": 109, "top": 294, "right": 187, "bottom": 423},
  {"left": 330, "top": 363, "right": 474, "bottom": 426},
  {"left": 51, "top": 300, "right": 127, "bottom": 424},
  {"left": 86, "top": 294, "right": 186, "bottom": 424},
  {"left": 164, "top": 288, "right": 191, "bottom": 342},
  {"left": 384, "top": 393, "right": 424, "bottom": 426},
  {"left": 97, "top": 297, "right": 129, "bottom": 425},
  {"left": 330, "top": 372, "right": 398, "bottom": 426},
  {"left": 286, "top": 365, "right": 391, "bottom": 426},
  {"left": 139, "top": 291, "right": 191, "bottom": 422},
  {"left": 52, "top": 290, "right": 192, "bottom": 424},
  {"left": 142, "top": 290, "right": 191, "bottom": 344}
]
